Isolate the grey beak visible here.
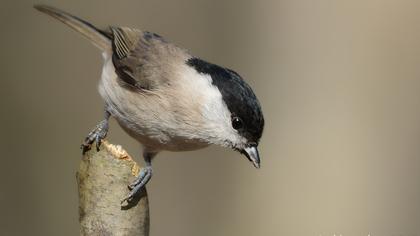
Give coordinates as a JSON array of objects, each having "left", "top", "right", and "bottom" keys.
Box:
[{"left": 242, "top": 146, "right": 260, "bottom": 168}]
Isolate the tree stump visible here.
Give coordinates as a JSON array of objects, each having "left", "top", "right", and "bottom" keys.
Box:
[{"left": 77, "top": 140, "right": 149, "bottom": 236}]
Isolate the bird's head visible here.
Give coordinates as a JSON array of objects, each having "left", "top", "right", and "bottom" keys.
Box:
[{"left": 186, "top": 58, "right": 264, "bottom": 168}]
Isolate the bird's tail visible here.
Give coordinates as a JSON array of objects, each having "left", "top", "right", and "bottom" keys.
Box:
[{"left": 34, "top": 4, "right": 111, "bottom": 51}]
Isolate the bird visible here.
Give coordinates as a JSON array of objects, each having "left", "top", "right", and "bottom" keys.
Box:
[{"left": 34, "top": 5, "right": 265, "bottom": 203}]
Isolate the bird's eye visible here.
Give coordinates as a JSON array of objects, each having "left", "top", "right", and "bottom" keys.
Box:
[{"left": 231, "top": 116, "right": 243, "bottom": 130}]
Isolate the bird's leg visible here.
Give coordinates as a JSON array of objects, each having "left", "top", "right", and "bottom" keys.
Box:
[
  {"left": 121, "top": 151, "right": 156, "bottom": 204},
  {"left": 81, "top": 109, "right": 111, "bottom": 154}
]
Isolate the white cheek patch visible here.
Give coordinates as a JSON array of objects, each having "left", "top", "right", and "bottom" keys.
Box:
[
  {"left": 200, "top": 75, "right": 229, "bottom": 122},
  {"left": 182, "top": 66, "right": 244, "bottom": 146}
]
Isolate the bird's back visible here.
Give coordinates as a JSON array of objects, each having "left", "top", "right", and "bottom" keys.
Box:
[{"left": 107, "top": 27, "right": 191, "bottom": 91}]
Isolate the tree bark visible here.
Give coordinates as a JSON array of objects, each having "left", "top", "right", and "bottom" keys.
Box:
[{"left": 76, "top": 140, "right": 149, "bottom": 236}]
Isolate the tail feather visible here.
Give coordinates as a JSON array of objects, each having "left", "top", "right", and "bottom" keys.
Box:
[{"left": 34, "top": 4, "right": 111, "bottom": 51}]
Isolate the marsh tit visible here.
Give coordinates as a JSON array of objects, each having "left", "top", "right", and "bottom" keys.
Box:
[{"left": 35, "top": 5, "right": 265, "bottom": 203}]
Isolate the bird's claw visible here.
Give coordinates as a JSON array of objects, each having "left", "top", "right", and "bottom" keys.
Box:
[
  {"left": 81, "top": 119, "right": 108, "bottom": 154},
  {"left": 121, "top": 166, "right": 152, "bottom": 204}
]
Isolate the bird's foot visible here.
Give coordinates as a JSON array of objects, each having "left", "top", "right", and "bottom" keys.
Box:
[
  {"left": 81, "top": 119, "right": 109, "bottom": 154},
  {"left": 121, "top": 166, "right": 152, "bottom": 204}
]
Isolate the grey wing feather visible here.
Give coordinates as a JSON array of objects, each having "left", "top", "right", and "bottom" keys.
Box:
[
  {"left": 109, "top": 27, "right": 189, "bottom": 90},
  {"left": 110, "top": 27, "right": 141, "bottom": 59},
  {"left": 110, "top": 27, "right": 161, "bottom": 90}
]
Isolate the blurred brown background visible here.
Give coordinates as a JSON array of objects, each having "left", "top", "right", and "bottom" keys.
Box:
[{"left": 1, "top": 0, "right": 420, "bottom": 235}]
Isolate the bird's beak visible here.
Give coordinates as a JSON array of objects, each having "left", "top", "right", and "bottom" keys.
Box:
[{"left": 242, "top": 146, "right": 260, "bottom": 168}]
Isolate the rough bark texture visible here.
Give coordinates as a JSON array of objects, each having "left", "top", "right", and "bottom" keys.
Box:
[{"left": 77, "top": 141, "right": 149, "bottom": 236}]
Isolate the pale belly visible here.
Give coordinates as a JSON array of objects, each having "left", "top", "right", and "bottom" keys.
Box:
[{"left": 115, "top": 117, "right": 210, "bottom": 152}]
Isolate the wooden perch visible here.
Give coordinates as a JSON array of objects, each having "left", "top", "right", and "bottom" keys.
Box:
[{"left": 76, "top": 140, "right": 149, "bottom": 236}]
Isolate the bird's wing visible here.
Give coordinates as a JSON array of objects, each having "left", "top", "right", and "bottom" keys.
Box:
[
  {"left": 109, "top": 27, "right": 187, "bottom": 90},
  {"left": 110, "top": 27, "right": 140, "bottom": 59}
]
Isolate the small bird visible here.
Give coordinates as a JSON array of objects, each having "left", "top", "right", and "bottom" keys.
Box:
[{"left": 35, "top": 5, "right": 265, "bottom": 203}]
